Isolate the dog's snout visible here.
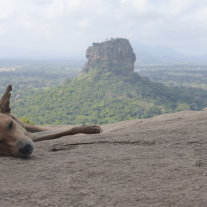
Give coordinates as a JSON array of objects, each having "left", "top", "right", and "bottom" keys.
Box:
[{"left": 19, "top": 143, "right": 34, "bottom": 157}]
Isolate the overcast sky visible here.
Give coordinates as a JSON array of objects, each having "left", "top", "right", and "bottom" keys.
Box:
[{"left": 0, "top": 0, "right": 207, "bottom": 58}]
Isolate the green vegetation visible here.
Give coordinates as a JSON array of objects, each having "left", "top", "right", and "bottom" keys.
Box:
[
  {"left": 12, "top": 67, "right": 207, "bottom": 125},
  {"left": 0, "top": 59, "right": 81, "bottom": 93},
  {"left": 176, "top": 103, "right": 191, "bottom": 111},
  {"left": 1, "top": 60, "right": 207, "bottom": 125},
  {"left": 136, "top": 64, "right": 207, "bottom": 89},
  {"left": 20, "top": 117, "right": 34, "bottom": 125}
]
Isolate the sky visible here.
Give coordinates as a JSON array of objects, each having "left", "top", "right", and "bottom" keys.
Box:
[{"left": 0, "top": 0, "right": 207, "bottom": 58}]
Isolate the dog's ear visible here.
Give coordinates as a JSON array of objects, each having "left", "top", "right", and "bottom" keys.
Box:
[{"left": 0, "top": 85, "right": 12, "bottom": 113}]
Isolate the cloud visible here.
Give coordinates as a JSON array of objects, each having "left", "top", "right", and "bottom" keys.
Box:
[{"left": 0, "top": 0, "right": 207, "bottom": 57}]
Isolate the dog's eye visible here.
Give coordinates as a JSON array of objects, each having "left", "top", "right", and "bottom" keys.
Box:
[{"left": 8, "top": 121, "right": 13, "bottom": 130}]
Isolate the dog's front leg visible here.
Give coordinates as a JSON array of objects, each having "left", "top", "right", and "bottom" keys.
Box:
[{"left": 30, "top": 125, "right": 102, "bottom": 142}]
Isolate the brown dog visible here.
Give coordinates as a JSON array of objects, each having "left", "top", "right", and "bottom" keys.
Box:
[{"left": 0, "top": 85, "right": 102, "bottom": 157}]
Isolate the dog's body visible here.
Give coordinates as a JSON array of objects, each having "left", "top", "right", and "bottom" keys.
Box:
[{"left": 0, "top": 85, "right": 101, "bottom": 157}]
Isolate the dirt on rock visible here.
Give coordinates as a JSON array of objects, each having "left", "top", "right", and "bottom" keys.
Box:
[{"left": 1, "top": 110, "right": 207, "bottom": 207}]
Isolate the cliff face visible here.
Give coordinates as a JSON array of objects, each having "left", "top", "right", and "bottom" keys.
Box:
[{"left": 81, "top": 38, "right": 136, "bottom": 75}]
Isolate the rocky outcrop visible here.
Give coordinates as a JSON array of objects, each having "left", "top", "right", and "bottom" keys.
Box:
[
  {"left": 1, "top": 110, "right": 207, "bottom": 206},
  {"left": 81, "top": 38, "right": 136, "bottom": 75}
]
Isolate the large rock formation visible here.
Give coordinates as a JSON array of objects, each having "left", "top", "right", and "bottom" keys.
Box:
[{"left": 82, "top": 38, "right": 136, "bottom": 75}]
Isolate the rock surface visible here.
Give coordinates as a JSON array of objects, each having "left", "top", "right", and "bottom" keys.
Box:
[
  {"left": 82, "top": 38, "right": 136, "bottom": 75},
  {"left": 1, "top": 110, "right": 207, "bottom": 206}
]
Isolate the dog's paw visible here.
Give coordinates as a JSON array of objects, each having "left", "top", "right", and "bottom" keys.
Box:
[{"left": 82, "top": 125, "right": 102, "bottom": 134}]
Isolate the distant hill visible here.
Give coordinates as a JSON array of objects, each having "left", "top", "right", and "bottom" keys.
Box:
[
  {"left": 12, "top": 38, "right": 207, "bottom": 125},
  {"left": 131, "top": 41, "right": 207, "bottom": 65}
]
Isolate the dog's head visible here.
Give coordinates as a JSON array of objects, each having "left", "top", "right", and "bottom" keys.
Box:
[{"left": 0, "top": 85, "right": 34, "bottom": 157}]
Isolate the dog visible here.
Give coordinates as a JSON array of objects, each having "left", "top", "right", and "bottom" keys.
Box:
[{"left": 0, "top": 85, "right": 102, "bottom": 157}]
